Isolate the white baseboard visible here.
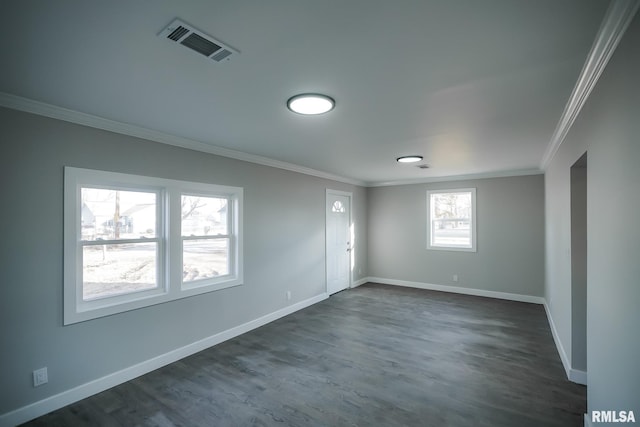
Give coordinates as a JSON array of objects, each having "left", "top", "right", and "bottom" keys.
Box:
[
  {"left": 351, "top": 277, "right": 368, "bottom": 288},
  {"left": 351, "top": 279, "right": 588, "bottom": 386},
  {"left": 569, "top": 368, "right": 588, "bottom": 385},
  {"left": 0, "top": 293, "right": 328, "bottom": 427},
  {"left": 543, "top": 302, "right": 587, "bottom": 386},
  {"left": 366, "top": 277, "right": 545, "bottom": 304},
  {"left": 584, "top": 413, "right": 593, "bottom": 427},
  {"left": 543, "top": 301, "right": 571, "bottom": 379},
  {"left": 363, "top": 279, "right": 590, "bottom": 384}
]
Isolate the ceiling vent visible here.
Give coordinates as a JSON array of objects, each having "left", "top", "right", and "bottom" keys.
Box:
[
  {"left": 417, "top": 164, "right": 430, "bottom": 169},
  {"left": 159, "top": 19, "right": 237, "bottom": 63}
]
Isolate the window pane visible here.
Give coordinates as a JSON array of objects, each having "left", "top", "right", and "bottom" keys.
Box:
[
  {"left": 431, "top": 219, "right": 472, "bottom": 246},
  {"left": 331, "top": 200, "right": 345, "bottom": 213},
  {"left": 181, "top": 195, "right": 228, "bottom": 236},
  {"left": 81, "top": 188, "right": 156, "bottom": 241},
  {"left": 183, "top": 239, "right": 229, "bottom": 282},
  {"left": 82, "top": 243, "right": 157, "bottom": 300},
  {"left": 430, "top": 192, "right": 472, "bottom": 247}
]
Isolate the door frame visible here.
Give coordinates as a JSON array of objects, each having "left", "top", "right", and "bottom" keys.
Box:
[
  {"left": 325, "top": 189, "right": 353, "bottom": 294},
  {"left": 570, "top": 152, "right": 588, "bottom": 385}
]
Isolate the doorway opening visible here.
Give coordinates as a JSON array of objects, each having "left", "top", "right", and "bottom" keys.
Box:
[{"left": 570, "top": 152, "right": 587, "bottom": 384}]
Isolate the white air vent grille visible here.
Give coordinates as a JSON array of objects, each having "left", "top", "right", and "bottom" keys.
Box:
[{"left": 159, "top": 19, "right": 237, "bottom": 63}]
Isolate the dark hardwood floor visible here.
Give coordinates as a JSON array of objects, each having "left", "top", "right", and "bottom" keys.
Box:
[{"left": 23, "top": 283, "right": 586, "bottom": 426}]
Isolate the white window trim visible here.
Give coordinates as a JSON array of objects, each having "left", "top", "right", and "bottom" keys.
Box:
[
  {"left": 64, "top": 167, "right": 243, "bottom": 325},
  {"left": 426, "top": 188, "right": 477, "bottom": 252}
]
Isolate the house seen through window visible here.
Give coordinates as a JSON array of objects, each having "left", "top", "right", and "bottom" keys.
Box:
[
  {"left": 81, "top": 188, "right": 159, "bottom": 300},
  {"left": 64, "top": 167, "right": 243, "bottom": 324}
]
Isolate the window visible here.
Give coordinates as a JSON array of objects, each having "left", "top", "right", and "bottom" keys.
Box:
[
  {"left": 80, "top": 187, "right": 161, "bottom": 301},
  {"left": 181, "top": 195, "right": 230, "bottom": 285},
  {"left": 427, "top": 188, "right": 476, "bottom": 252},
  {"left": 331, "top": 200, "right": 345, "bottom": 213},
  {"left": 64, "top": 167, "right": 243, "bottom": 324}
]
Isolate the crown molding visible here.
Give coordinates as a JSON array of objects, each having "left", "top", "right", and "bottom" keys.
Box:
[
  {"left": 0, "top": 92, "right": 367, "bottom": 187},
  {"left": 0, "top": 92, "right": 542, "bottom": 188},
  {"left": 540, "top": 0, "right": 640, "bottom": 170},
  {"left": 368, "top": 168, "right": 542, "bottom": 187}
]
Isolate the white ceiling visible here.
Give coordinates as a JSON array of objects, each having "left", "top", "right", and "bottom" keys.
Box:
[{"left": 0, "top": 1, "right": 609, "bottom": 185}]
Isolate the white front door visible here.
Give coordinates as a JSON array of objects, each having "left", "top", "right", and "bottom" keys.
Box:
[{"left": 326, "top": 191, "right": 351, "bottom": 295}]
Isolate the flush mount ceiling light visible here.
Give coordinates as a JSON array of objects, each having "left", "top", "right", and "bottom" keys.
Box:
[
  {"left": 396, "top": 155, "right": 423, "bottom": 163},
  {"left": 287, "top": 94, "right": 335, "bottom": 115}
]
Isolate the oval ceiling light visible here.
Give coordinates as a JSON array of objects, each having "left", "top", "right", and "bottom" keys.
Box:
[
  {"left": 287, "top": 94, "right": 335, "bottom": 115},
  {"left": 397, "top": 155, "right": 423, "bottom": 163}
]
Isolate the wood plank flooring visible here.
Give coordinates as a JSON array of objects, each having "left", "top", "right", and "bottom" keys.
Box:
[{"left": 22, "top": 283, "right": 586, "bottom": 426}]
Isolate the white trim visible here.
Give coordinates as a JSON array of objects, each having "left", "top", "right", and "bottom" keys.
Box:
[
  {"left": 63, "top": 167, "right": 244, "bottom": 324},
  {"left": 0, "top": 93, "right": 548, "bottom": 188},
  {"left": 540, "top": 0, "right": 640, "bottom": 170},
  {"left": 367, "top": 277, "right": 545, "bottom": 304},
  {"left": 0, "top": 293, "right": 328, "bottom": 427},
  {"left": 365, "top": 278, "right": 589, "bottom": 384},
  {"left": 543, "top": 301, "right": 587, "bottom": 386},
  {"left": 369, "top": 168, "right": 543, "bottom": 187},
  {"left": 6, "top": 0, "right": 639, "bottom": 189},
  {"left": 543, "top": 301, "right": 588, "bottom": 385},
  {"left": 325, "top": 189, "right": 354, "bottom": 198},
  {"left": 0, "top": 92, "right": 366, "bottom": 187},
  {"left": 543, "top": 301, "right": 570, "bottom": 378},
  {"left": 351, "top": 278, "right": 368, "bottom": 288},
  {"left": 570, "top": 368, "right": 588, "bottom": 386}
]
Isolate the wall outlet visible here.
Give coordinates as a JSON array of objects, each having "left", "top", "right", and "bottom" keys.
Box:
[
  {"left": 286, "top": 291, "right": 292, "bottom": 301},
  {"left": 452, "top": 274, "right": 459, "bottom": 283},
  {"left": 33, "top": 367, "right": 48, "bottom": 387}
]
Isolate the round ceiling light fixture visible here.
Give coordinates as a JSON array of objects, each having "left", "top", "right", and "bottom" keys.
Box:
[
  {"left": 287, "top": 93, "right": 335, "bottom": 115},
  {"left": 396, "top": 155, "right": 423, "bottom": 163}
]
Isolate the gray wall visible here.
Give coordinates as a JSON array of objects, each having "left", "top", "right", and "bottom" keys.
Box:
[
  {"left": 0, "top": 107, "right": 367, "bottom": 415},
  {"left": 367, "top": 175, "right": 545, "bottom": 297},
  {"left": 545, "top": 12, "right": 640, "bottom": 419}
]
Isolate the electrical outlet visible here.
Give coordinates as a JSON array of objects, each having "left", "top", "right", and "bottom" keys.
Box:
[
  {"left": 33, "top": 367, "right": 48, "bottom": 387},
  {"left": 286, "top": 291, "right": 292, "bottom": 301},
  {"left": 453, "top": 274, "right": 459, "bottom": 283}
]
